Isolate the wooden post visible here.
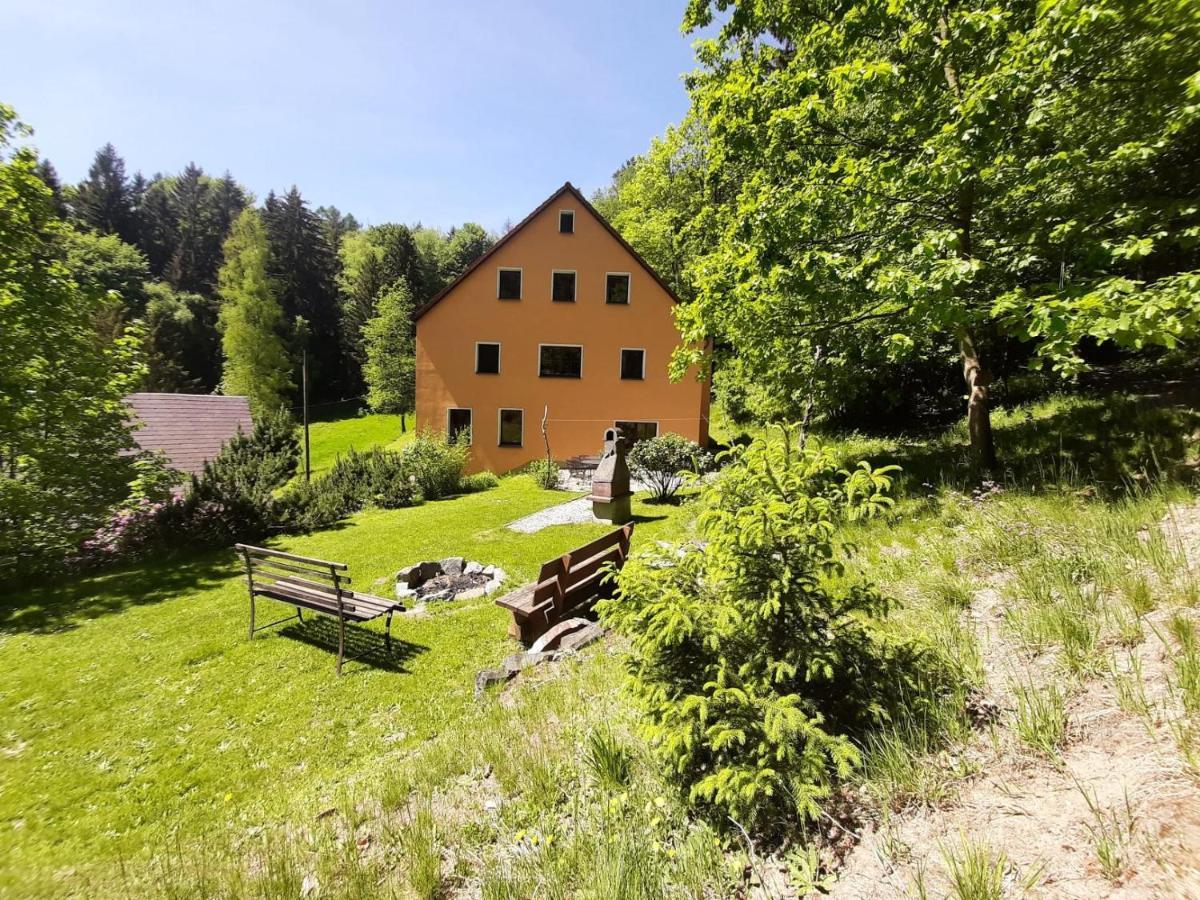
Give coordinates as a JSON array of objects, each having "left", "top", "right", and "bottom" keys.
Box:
[{"left": 302, "top": 348, "right": 311, "bottom": 482}]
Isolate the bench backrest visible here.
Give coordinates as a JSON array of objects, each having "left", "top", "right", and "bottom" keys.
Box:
[
  {"left": 235, "top": 544, "right": 350, "bottom": 610},
  {"left": 531, "top": 523, "right": 634, "bottom": 613}
]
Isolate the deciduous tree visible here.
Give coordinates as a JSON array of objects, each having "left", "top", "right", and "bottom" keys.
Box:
[{"left": 362, "top": 282, "right": 416, "bottom": 423}]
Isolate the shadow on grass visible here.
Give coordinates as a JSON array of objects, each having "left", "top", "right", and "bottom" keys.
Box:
[
  {"left": 850, "top": 391, "right": 1200, "bottom": 497},
  {"left": 0, "top": 549, "right": 235, "bottom": 636},
  {"left": 276, "top": 617, "right": 428, "bottom": 675}
]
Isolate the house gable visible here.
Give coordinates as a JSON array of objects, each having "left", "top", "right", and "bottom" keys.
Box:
[{"left": 414, "top": 182, "right": 679, "bottom": 321}]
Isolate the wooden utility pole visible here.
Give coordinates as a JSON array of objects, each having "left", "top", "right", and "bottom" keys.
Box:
[{"left": 302, "top": 347, "right": 311, "bottom": 482}]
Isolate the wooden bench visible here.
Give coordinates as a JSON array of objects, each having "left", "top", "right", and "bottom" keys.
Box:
[
  {"left": 235, "top": 544, "right": 405, "bottom": 675},
  {"left": 495, "top": 523, "right": 634, "bottom": 645}
]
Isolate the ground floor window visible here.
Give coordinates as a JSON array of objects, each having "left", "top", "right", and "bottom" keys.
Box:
[
  {"left": 447, "top": 408, "right": 472, "bottom": 443},
  {"left": 499, "top": 408, "right": 523, "bottom": 447},
  {"left": 615, "top": 420, "right": 657, "bottom": 444}
]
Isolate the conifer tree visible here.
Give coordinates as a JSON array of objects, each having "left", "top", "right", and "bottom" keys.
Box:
[
  {"left": 217, "top": 209, "right": 292, "bottom": 417},
  {"left": 74, "top": 143, "right": 137, "bottom": 243},
  {"left": 262, "top": 187, "right": 343, "bottom": 398}
]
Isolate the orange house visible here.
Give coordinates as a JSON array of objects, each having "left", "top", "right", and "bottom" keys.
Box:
[{"left": 415, "top": 182, "right": 709, "bottom": 474}]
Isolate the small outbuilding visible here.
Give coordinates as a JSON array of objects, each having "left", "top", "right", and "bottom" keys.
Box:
[{"left": 125, "top": 393, "right": 253, "bottom": 476}]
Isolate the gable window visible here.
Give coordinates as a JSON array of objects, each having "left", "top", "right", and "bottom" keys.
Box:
[
  {"left": 539, "top": 344, "right": 583, "bottom": 379},
  {"left": 620, "top": 348, "right": 645, "bottom": 380},
  {"left": 551, "top": 270, "right": 576, "bottom": 303},
  {"left": 616, "top": 421, "right": 658, "bottom": 444},
  {"left": 447, "top": 408, "right": 472, "bottom": 444},
  {"left": 559, "top": 210, "right": 574, "bottom": 233},
  {"left": 499, "top": 408, "right": 523, "bottom": 447},
  {"left": 476, "top": 342, "right": 500, "bottom": 374},
  {"left": 606, "top": 273, "right": 631, "bottom": 305},
  {"left": 497, "top": 268, "right": 522, "bottom": 300}
]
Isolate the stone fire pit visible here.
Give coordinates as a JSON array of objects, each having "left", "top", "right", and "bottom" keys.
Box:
[{"left": 395, "top": 557, "right": 507, "bottom": 602}]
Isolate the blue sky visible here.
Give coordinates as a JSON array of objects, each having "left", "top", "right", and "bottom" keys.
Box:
[{"left": 2, "top": 0, "right": 703, "bottom": 231}]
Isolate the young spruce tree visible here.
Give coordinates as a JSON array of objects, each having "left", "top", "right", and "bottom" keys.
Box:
[{"left": 217, "top": 209, "right": 293, "bottom": 418}]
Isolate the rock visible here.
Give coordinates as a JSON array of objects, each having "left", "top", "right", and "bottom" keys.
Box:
[
  {"left": 558, "top": 623, "right": 605, "bottom": 652},
  {"left": 490, "top": 568, "right": 507, "bottom": 585},
  {"left": 464, "top": 561, "right": 484, "bottom": 576},
  {"left": 455, "top": 585, "right": 488, "bottom": 601},
  {"left": 396, "top": 564, "right": 416, "bottom": 583},
  {"left": 440, "top": 556, "right": 465, "bottom": 577},
  {"left": 423, "top": 588, "right": 453, "bottom": 602},
  {"left": 529, "top": 618, "right": 590, "bottom": 653},
  {"left": 395, "top": 584, "right": 417, "bottom": 600},
  {"left": 481, "top": 565, "right": 495, "bottom": 577}
]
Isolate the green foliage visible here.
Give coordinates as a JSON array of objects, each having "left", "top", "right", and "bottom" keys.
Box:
[
  {"left": 582, "top": 726, "right": 633, "bottom": 791},
  {"left": 0, "top": 105, "right": 144, "bottom": 576},
  {"left": 667, "top": 0, "right": 1200, "bottom": 438},
  {"left": 277, "top": 447, "right": 420, "bottom": 532},
  {"left": 525, "top": 457, "right": 561, "bottom": 490},
  {"left": 600, "top": 427, "right": 913, "bottom": 833},
  {"left": 591, "top": 116, "right": 710, "bottom": 300},
  {"left": 363, "top": 282, "right": 416, "bottom": 415},
  {"left": 626, "top": 432, "right": 713, "bottom": 501},
  {"left": 217, "top": 208, "right": 293, "bottom": 417},
  {"left": 461, "top": 470, "right": 500, "bottom": 493},
  {"left": 72, "top": 142, "right": 137, "bottom": 244},
  {"left": 338, "top": 224, "right": 423, "bottom": 370},
  {"left": 396, "top": 431, "right": 470, "bottom": 501},
  {"left": 142, "top": 281, "right": 220, "bottom": 391}
]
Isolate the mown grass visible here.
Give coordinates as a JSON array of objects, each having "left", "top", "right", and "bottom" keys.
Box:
[
  {"left": 0, "top": 475, "right": 700, "bottom": 896},
  {"left": 303, "top": 411, "right": 414, "bottom": 477},
  {"left": 4, "top": 385, "right": 1198, "bottom": 896}
]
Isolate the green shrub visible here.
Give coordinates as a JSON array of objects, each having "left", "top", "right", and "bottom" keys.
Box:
[
  {"left": 525, "top": 457, "right": 562, "bottom": 490},
  {"left": 626, "top": 432, "right": 713, "bottom": 501},
  {"left": 600, "top": 427, "right": 915, "bottom": 835},
  {"left": 276, "top": 447, "right": 420, "bottom": 532},
  {"left": 461, "top": 471, "right": 500, "bottom": 493},
  {"left": 397, "top": 431, "right": 469, "bottom": 500}
]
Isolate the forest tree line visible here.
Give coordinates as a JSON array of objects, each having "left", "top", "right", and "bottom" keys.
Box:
[{"left": 37, "top": 141, "right": 493, "bottom": 414}]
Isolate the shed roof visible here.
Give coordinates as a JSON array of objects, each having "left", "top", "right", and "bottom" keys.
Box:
[{"left": 125, "top": 393, "right": 253, "bottom": 476}]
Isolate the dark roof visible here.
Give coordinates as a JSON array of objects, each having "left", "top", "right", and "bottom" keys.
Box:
[
  {"left": 125, "top": 393, "right": 253, "bottom": 476},
  {"left": 414, "top": 181, "right": 681, "bottom": 321}
]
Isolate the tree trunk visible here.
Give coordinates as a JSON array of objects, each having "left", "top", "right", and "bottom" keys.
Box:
[{"left": 959, "top": 330, "right": 997, "bottom": 472}]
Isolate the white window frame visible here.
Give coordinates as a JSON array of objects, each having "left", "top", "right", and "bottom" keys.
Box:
[
  {"left": 605, "top": 271, "right": 632, "bottom": 305},
  {"left": 550, "top": 269, "right": 577, "bottom": 302},
  {"left": 558, "top": 209, "right": 575, "bottom": 233},
  {"left": 537, "top": 343, "right": 584, "bottom": 379},
  {"left": 614, "top": 420, "right": 659, "bottom": 442},
  {"left": 475, "top": 341, "right": 501, "bottom": 374},
  {"left": 619, "top": 347, "right": 646, "bottom": 381},
  {"left": 497, "top": 407, "right": 524, "bottom": 447},
  {"left": 497, "top": 266, "right": 523, "bottom": 300},
  {"left": 446, "top": 407, "right": 473, "bottom": 445}
]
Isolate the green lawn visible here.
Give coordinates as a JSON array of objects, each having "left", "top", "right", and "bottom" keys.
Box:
[
  {"left": 302, "top": 411, "right": 414, "bottom": 477},
  {"left": 0, "top": 476, "right": 698, "bottom": 896}
]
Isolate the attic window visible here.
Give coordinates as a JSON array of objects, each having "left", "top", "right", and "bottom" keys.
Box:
[
  {"left": 559, "top": 210, "right": 574, "bottom": 233},
  {"left": 497, "top": 268, "right": 522, "bottom": 300}
]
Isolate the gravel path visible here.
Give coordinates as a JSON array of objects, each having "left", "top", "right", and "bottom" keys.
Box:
[{"left": 506, "top": 496, "right": 606, "bottom": 533}]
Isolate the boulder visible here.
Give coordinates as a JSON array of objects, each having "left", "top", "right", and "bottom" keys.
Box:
[
  {"left": 395, "top": 584, "right": 417, "bottom": 600},
  {"left": 464, "top": 560, "right": 484, "bottom": 576},
  {"left": 440, "top": 556, "right": 465, "bottom": 577},
  {"left": 455, "top": 585, "right": 489, "bottom": 601},
  {"left": 423, "top": 588, "right": 454, "bottom": 602}
]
